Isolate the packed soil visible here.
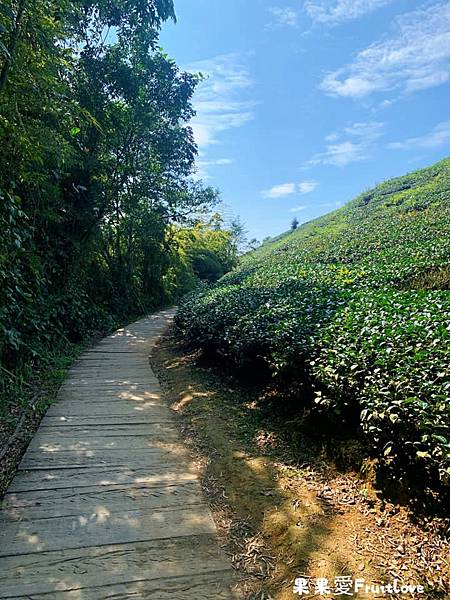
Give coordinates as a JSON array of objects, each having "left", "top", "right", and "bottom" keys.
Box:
[{"left": 150, "top": 329, "right": 450, "bottom": 600}]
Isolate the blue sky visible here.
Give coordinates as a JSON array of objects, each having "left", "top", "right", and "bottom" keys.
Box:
[{"left": 160, "top": 0, "right": 450, "bottom": 241}]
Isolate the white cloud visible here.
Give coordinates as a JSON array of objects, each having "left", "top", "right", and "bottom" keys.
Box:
[
  {"left": 305, "top": 0, "right": 393, "bottom": 25},
  {"left": 321, "top": 2, "right": 450, "bottom": 98},
  {"left": 325, "top": 132, "right": 339, "bottom": 142},
  {"left": 262, "top": 180, "right": 318, "bottom": 198},
  {"left": 214, "top": 158, "right": 234, "bottom": 165},
  {"left": 298, "top": 180, "right": 318, "bottom": 194},
  {"left": 379, "top": 99, "right": 395, "bottom": 110},
  {"left": 195, "top": 158, "right": 234, "bottom": 180},
  {"left": 199, "top": 158, "right": 234, "bottom": 166},
  {"left": 308, "top": 121, "right": 383, "bottom": 166},
  {"left": 187, "top": 54, "right": 255, "bottom": 150},
  {"left": 262, "top": 183, "right": 296, "bottom": 198},
  {"left": 309, "top": 141, "right": 368, "bottom": 166},
  {"left": 268, "top": 7, "right": 298, "bottom": 27},
  {"left": 343, "top": 121, "right": 384, "bottom": 138},
  {"left": 289, "top": 204, "right": 308, "bottom": 212},
  {"left": 388, "top": 121, "right": 450, "bottom": 150}
]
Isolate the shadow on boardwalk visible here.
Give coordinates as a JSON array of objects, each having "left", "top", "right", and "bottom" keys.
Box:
[{"left": 0, "top": 310, "right": 236, "bottom": 600}]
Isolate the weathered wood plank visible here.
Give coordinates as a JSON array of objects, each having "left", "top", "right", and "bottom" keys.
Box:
[
  {"left": 31, "top": 423, "right": 175, "bottom": 437},
  {"left": 45, "top": 401, "right": 169, "bottom": 417},
  {"left": 0, "top": 505, "right": 217, "bottom": 556},
  {"left": 9, "top": 466, "right": 198, "bottom": 492},
  {"left": 71, "top": 360, "right": 153, "bottom": 366},
  {"left": 0, "top": 536, "right": 231, "bottom": 598},
  {"left": 10, "top": 572, "right": 235, "bottom": 600},
  {"left": 10, "top": 571, "right": 235, "bottom": 600},
  {"left": 3, "top": 481, "right": 203, "bottom": 519},
  {"left": 40, "top": 415, "right": 173, "bottom": 427},
  {"left": 19, "top": 446, "right": 191, "bottom": 469},
  {"left": 52, "top": 391, "right": 164, "bottom": 404}
]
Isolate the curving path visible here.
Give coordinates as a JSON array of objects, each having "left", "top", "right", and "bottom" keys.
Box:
[{"left": 0, "top": 310, "right": 235, "bottom": 599}]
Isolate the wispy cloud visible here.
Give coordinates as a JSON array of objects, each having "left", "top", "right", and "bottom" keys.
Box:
[
  {"left": 187, "top": 54, "right": 255, "bottom": 150},
  {"left": 321, "top": 2, "right": 450, "bottom": 98},
  {"left": 308, "top": 122, "right": 383, "bottom": 166},
  {"left": 343, "top": 122, "right": 384, "bottom": 137},
  {"left": 261, "top": 180, "right": 318, "bottom": 198},
  {"left": 289, "top": 204, "right": 308, "bottom": 212},
  {"left": 309, "top": 141, "right": 368, "bottom": 166},
  {"left": 305, "top": 0, "right": 393, "bottom": 25},
  {"left": 267, "top": 7, "right": 298, "bottom": 27},
  {"left": 388, "top": 121, "right": 450, "bottom": 150},
  {"left": 195, "top": 157, "right": 234, "bottom": 180},
  {"left": 298, "top": 180, "right": 319, "bottom": 194},
  {"left": 262, "top": 183, "right": 296, "bottom": 198}
]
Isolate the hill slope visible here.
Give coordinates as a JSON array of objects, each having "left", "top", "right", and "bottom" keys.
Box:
[{"left": 176, "top": 158, "right": 450, "bottom": 487}]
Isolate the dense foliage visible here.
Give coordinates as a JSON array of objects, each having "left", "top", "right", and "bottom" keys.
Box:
[
  {"left": 177, "top": 159, "right": 450, "bottom": 487},
  {"left": 0, "top": 0, "right": 239, "bottom": 428}
]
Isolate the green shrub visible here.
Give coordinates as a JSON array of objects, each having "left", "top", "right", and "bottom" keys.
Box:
[{"left": 176, "top": 158, "right": 450, "bottom": 486}]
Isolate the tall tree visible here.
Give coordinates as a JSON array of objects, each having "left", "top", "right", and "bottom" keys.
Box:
[{"left": 0, "top": 0, "right": 220, "bottom": 370}]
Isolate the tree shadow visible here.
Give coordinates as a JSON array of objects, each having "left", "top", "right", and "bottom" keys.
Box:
[{"left": 152, "top": 334, "right": 374, "bottom": 599}]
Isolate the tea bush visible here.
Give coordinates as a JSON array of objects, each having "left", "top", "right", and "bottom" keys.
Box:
[{"left": 177, "top": 158, "right": 450, "bottom": 485}]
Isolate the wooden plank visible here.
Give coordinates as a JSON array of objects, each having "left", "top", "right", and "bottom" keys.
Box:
[
  {"left": 40, "top": 415, "right": 173, "bottom": 427},
  {"left": 72, "top": 361, "right": 152, "bottom": 367},
  {"left": 60, "top": 381, "right": 157, "bottom": 388},
  {"left": 31, "top": 423, "right": 175, "bottom": 437},
  {"left": 19, "top": 446, "right": 191, "bottom": 470},
  {"left": 0, "top": 536, "right": 231, "bottom": 598},
  {"left": 3, "top": 481, "right": 203, "bottom": 519},
  {"left": 66, "top": 368, "right": 157, "bottom": 376},
  {"left": 15, "top": 572, "right": 235, "bottom": 600},
  {"left": 9, "top": 465, "right": 198, "bottom": 492},
  {"left": 56, "top": 388, "right": 161, "bottom": 396},
  {"left": 27, "top": 431, "right": 179, "bottom": 452},
  {"left": 52, "top": 391, "right": 164, "bottom": 403},
  {"left": 45, "top": 402, "right": 169, "bottom": 417},
  {"left": 0, "top": 505, "right": 216, "bottom": 556}
]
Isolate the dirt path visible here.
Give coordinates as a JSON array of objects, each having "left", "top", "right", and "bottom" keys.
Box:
[
  {"left": 0, "top": 310, "right": 235, "bottom": 599},
  {"left": 151, "top": 329, "right": 450, "bottom": 600}
]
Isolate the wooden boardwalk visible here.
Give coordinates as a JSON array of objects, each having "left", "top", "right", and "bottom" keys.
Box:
[{"left": 0, "top": 311, "right": 235, "bottom": 599}]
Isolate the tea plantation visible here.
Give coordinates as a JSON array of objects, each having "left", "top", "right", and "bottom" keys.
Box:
[{"left": 176, "top": 158, "right": 450, "bottom": 487}]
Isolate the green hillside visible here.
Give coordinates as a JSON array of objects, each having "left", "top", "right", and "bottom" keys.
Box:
[{"left": 176, "top": 158, "right": 450, "bottom": 488}]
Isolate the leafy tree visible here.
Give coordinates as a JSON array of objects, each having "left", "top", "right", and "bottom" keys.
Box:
[
  {"left": 169, "top": 214, "right": 239, "bottom": 284},
  {"left": 229, "top": 216, "right": 248, "bottom": 254},
  {"left": 0, "top": 0, "right": 222, "bottom": 415},
  {"left": 247, "top": 238, "right": 260, "bottom": 251}
]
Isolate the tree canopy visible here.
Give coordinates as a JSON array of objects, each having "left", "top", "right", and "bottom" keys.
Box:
[{"left": 0, "top": 0, "right": 236, "bottom": 379}]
